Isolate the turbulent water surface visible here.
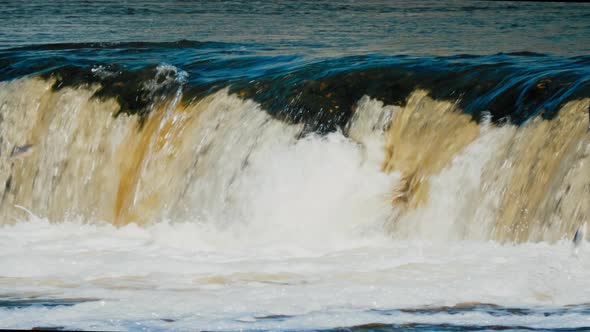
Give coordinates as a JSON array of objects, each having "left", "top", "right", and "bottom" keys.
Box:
[{"left": 0, "top": 1, "right": 590, "bottom": 331}]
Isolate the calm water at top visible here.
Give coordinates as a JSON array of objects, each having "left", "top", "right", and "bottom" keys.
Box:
[{"left": 1, "top": 0, "right": 589, "bottom": 56}]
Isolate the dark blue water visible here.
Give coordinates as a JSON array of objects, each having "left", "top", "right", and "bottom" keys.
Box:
[{"left": 2, "top": 42, "right": 588, "bottom": 132}]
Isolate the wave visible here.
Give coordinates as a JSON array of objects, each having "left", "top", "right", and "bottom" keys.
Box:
[{"left": 1, "top": 48, "right": 587, "bottom": 133}]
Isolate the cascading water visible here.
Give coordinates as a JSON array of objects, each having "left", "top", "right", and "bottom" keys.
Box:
[
  {"left": 0, "top": 76, "right": 587, "bottom": 243},
  {"left": 1, "top": 1, "right": 590, "bottom": 330}
]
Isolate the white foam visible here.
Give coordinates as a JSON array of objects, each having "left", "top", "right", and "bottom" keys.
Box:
[
  {"left": 1, "top": 124, "right": 590, "bottom": 330},
  {"left": 1, "top": 218, "right": 590, "bottom": 330}
]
